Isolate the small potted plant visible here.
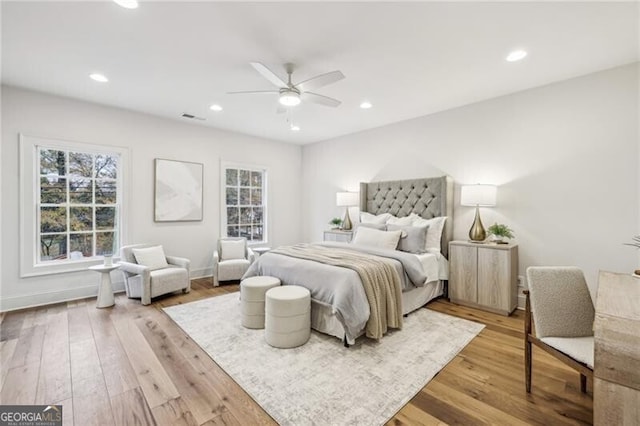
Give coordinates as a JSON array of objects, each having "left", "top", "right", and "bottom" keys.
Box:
[
  {"left": 487, "top": 223, "right": 515, "bottom": 244},
  {"left": 624, "top": 235, "right": 640, "bottom": 249},
  {"left": 329, "top": 217, "right": 343, "bottom": 230}
]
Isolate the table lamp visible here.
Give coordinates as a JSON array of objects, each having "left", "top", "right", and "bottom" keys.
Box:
[
  {"left": 460, "top": 184, "right": 497, "bottom": 242},
  {"left": 336, "top": 191, "right": 359, "bottom": 231}
]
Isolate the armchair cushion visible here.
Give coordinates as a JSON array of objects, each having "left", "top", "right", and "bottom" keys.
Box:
[
  {"left": 540, "top": 336, "right": 594, "bottom": 369},
  {"left": 150, "top": 266, "right": 189, "bottom": 298},
  {"left": 218, "top": 259, "right": 251, "bottom": 282},
  {"left": 220, "top": 239, "right": 246, "bottom": 261},
  {"left": 132, "top": 245, "right": 169, "bottom": 271}
]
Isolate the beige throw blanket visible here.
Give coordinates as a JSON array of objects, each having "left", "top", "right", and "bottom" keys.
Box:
[{"left": 271, "top": 244, "right": 403, "bottom": 339}]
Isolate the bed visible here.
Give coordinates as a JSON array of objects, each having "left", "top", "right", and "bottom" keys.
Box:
[{"left": 243, "top": 176, "right": 453, "bottom": 344}]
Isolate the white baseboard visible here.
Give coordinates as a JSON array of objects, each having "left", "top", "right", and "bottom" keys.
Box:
[
  {"left": 0, "top": 268, "right": 215, "bottom": 313},
  {"left": 191, "top": 267, "right": 212, "bottom": 279},
  {"left": 0, "top": 279, "right": 126, "bottom": 312},
  {"left": 517, "top": 285, "right": 527, "bottom": 310}
]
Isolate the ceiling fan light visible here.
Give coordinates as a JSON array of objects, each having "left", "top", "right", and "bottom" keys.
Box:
[
  {"left": 113, "top": 0, "right": 138, "bottom": 9},
  {"left": 279, "top": 92, "right": 301, "bottom": 107}
]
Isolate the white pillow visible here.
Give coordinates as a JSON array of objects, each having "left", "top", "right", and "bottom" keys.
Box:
[
  {"left": 220, "top": 239, "right": 246, "bottom": 261},
  {"left": 356, "top": 222, "right": 387, "bottom": 231},
  {"left": 386, "top": 215, "right": 415, "bottom": 226},
  {"left": 132, "top": 245, "right": 168, "bottom": 271},
  {"left": 360, "top": 212, "right": 392, "bottom": 225},
  {"left": 352, "top": 227, "right": 402, "bottom": 251},
  {"left": 410, "top": 214, "right": 447, "bottom": 251}
]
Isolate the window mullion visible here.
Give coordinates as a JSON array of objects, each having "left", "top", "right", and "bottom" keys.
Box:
[
  {"left": 65, "top": 151, "right": 71, "bottom": 261},
  {"left": 92, "top": 154, "right": 96, "bottom": 257}
]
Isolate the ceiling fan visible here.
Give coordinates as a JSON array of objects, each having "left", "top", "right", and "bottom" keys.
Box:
[{"left": 228, "top": 62, "right": 345, "bottom": 110}]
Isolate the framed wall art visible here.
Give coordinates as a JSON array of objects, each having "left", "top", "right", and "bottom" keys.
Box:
[{"left": 154, "top": 158, "right": 203, "bottom": 222}]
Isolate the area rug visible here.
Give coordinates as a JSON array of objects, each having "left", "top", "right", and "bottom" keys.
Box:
[{"left": 163, "top": 293, "right": 484, "bottom": 426}]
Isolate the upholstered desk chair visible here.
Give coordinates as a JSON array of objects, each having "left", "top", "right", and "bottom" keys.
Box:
[
  {"left": 119, "top": 244, "right": 191, "bottom": 305},
  {"left": 213, "top": 237, "right": 256, "bottom": 286},
  {"left": 524, "top": 266, "right": 594, "bottom": 394}
]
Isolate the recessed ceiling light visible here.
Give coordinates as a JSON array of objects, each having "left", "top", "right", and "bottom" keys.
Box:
[
  {"left": 113, "top": 0, "right": 138, "bottom": 9},
  {"left": 89, "top": 73, "right": 109, "bottom": 83},
  {"left": 360, "top": 101, "right": 372, "bottom": 109},
  {"left": 290, "top": 125, "right": 300, "bottom": 132},
  {"left": 209, "top": 104, "right": 223, "bottom": 112},
  {"left": 506, "top": 50, "right": 527, "bottom": 62}
]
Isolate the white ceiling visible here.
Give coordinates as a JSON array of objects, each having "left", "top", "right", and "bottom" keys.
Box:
[{"left": 2, "top": 1, "right": 638, "bottom": 144}]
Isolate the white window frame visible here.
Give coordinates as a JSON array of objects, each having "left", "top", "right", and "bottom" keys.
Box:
[
  {"left": 19, "top": 134, "right": 129, "bottom": 277},
  {"left": 220, "top": 161, "right": 268, "bottom": 245}
]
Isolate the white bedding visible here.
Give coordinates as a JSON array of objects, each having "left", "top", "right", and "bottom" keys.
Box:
[
  {"left": 244, "top": 242, "right": 448, "bottom": 342},
  {"left": 312, "top": 280, "right": 444, "bottom": 343},
  {"left": 414, "top": 250, "right": 449, "bottom": 283}
]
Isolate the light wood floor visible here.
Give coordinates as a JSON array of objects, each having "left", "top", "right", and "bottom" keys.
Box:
[{"left": 0, "top": 278, "right": 593, "bottom": 425}]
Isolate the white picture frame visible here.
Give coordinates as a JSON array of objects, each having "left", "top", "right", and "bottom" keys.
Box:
[{"left": 154, "top": 158, "right": 203, "bottom": 222}]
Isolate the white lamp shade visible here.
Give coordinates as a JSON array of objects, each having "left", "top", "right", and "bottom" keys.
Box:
[
  {"left": 336, "top": 191, "right": 359, "bottom": 207},
  {"left": 460, "top": 184, "right": 497, "bottom": 207}
]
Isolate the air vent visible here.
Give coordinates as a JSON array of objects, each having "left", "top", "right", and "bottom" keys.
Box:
[{"left": 181, "top": 113, "right": 205, "bottom": 121}]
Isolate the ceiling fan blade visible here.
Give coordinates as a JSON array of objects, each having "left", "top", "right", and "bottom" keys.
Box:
[
  {"left": 296, "top": 70, "right": 345, "bottom": 92},
  {"left": 250, "top": 62, "right": 287, "bottom": 88},
  {"left": 301, "top": 92, "right": 341, "bottom": 107},
  {"left": 227, "top": 90, "right": 279, "bottom": 95}
]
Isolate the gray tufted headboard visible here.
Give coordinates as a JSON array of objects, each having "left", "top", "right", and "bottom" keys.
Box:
[{"left": 359, "top": 176, "right": 454, "bottom": 257}]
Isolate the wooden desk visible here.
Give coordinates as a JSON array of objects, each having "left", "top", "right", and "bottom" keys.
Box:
[{"left": 594, "top": 271, "right": 640, "bottom": 425}]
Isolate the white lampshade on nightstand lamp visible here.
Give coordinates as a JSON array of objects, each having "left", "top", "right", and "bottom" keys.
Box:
[
  {"left": 336, "top": 191, "right": 359, "bottom": 231},
  {"left": 461, "top": 184, "right": 497, "bottom": 242}
]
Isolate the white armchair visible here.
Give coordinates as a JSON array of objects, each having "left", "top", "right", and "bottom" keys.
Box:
[
  {"left": 213, "top": 237, "right": 256, "bottom": 286},
  {"left": 119, "top": 244, "right": 191, "bottom": 305}
]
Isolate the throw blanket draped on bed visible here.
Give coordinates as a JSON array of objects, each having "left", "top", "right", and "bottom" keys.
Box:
[{"left": 271, "top": 244, "right": 403, "bottom": 339}]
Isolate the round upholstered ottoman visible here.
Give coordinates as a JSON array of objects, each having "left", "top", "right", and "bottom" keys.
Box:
[
  {"left": 240, "top": 276, "right": 281, "bottom": 329},
  {"left": 265, "top": 285, "right": 311, "bottom": 348}
]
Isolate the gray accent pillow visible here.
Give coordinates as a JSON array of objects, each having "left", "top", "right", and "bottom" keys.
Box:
[{"left": 386, "top": 224, "right": 429, "bottom": 254}]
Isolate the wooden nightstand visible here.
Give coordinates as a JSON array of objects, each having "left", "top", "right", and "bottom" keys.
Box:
[
  {"left": 448, "top": 240, "right": 518, "bottom": 316},
  {"left": 323, "top": 229, "right": 353, "bottom": 243}
]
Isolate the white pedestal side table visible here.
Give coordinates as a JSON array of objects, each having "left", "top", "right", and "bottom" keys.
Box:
[
  {"left": 89, "top": 264, "right": 120, "bottom": 308},
  {"left": 253, "top": 247, "right": 271, "bottom": 257}
]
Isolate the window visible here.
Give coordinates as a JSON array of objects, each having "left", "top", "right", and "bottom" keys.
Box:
[
  {"left": 20, "top": 135, "right": 128, "bottom": 277},
  {"left": 38, "top": 148, "right": 120, "bottom": 263},
  {"left": 222, "top": 163, "right": 267, "bottom": 244}
]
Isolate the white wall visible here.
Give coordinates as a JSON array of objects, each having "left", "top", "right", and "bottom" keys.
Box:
[
  {"left": 1, "top": 86, "right": 303, "bottom": 311},
  {"left": 302, "top": 63, "right": 639, "bottom": 297}
]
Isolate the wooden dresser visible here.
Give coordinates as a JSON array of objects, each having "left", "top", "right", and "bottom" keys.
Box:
[{"left": 594, "top": 271, "right": 640, "bottom": 425}]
